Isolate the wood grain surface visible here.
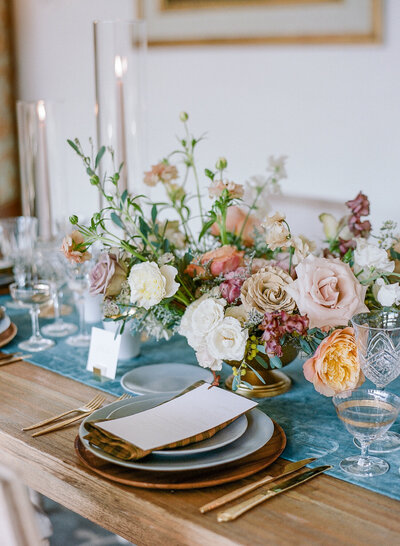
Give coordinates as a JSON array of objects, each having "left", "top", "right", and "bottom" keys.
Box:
[{"left": 0, "top": 360, "right": 399, "bottom": 545}]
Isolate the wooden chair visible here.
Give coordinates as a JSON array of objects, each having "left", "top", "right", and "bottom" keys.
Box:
[{"left": 0, "top": 465, "right": 42, "bottom": 546}]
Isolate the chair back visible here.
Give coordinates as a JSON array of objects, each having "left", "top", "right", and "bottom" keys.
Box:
[{"left": 0, "top": 465, "right": 42, "bottom": 546}]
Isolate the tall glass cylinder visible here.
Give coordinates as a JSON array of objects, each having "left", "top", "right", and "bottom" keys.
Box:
[
  {"left": 16, "top": 100, "right": 65, "bottom": 241},
  {"left": 93, "top": 20, "right": 147, "bottom": 201}
]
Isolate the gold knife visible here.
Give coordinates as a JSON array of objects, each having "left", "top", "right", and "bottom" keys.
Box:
[
  {"left": 0, "top": 354, "right": 32, "bottom": 367},
  {"left": 199, "top": 457, "right": 316, "bottom": 513},
  {"left": 217, "top": 465, "right": 332, "bottom": 522}
]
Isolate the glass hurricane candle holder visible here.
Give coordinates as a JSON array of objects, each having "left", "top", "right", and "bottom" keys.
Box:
[{"left": 93, "top": 20, "right": 147, "bottom": 202}]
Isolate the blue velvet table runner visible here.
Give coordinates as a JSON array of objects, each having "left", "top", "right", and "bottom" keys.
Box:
[{"left": 2, "top": 296, "right": 400, "bottom": 502}]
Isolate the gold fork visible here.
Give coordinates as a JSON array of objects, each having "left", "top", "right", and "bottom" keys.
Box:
[
  {"left": 30, "top": 393, "right": 132, "bottom": 437},
  {"left": 23, "top": 394, "right": 106, "bottom": 431}
]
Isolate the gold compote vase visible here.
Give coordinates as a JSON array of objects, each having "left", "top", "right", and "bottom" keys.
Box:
[{"left": 225, "top": 344, "right": 298, "bottom": 398}]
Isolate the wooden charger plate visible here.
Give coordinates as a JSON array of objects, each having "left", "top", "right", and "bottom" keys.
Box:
[
  {"left": 0, "top": 323, "right": 17, "bottom": 348},
  {"left": 74, "top": 421, "right": 286, "bottom": 490}
]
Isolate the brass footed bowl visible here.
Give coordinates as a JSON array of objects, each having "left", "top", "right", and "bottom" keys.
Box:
[{"left": 225, "top": 344, "right": 298, "bottom": 398}]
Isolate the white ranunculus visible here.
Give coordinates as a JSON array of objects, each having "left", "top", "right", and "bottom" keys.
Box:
[
  {"left": 353, "top": 239, "right": 395, "bottom": 281},
  {"left": 128, "top": 261, "right": 179, "bottom": 310},
  {"left": 373, "top": 278, "right": 400, "bottom": 307},
  {"left": 206, "top": 316, "right": 248, "bottom": 362}
]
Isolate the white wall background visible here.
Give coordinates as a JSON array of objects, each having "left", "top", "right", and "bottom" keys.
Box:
[{"left": 12, "top": 0, "right": 400, "bottom": 233}]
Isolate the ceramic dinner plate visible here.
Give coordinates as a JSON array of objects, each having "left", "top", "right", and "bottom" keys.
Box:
[
  {"left": 121, "top": 363, "right": 213, "bottom": 395},
  {"left": 79, "top": 395, "right": 274, "bottom": 472},
  {"left": 107, "top": 398, "right": 248, "bottom": 456},
  {"left": 0, "top": 314, "right": 11, "bottom": 335}
]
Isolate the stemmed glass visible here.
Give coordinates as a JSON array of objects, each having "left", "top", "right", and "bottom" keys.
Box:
[
  {"left": 65, "top": 262, "right": 91, "bottom": 348},
  {"left": 9, "top": 281, "right": 55, "bottom": 352},
  {"left": 34, "top": 246, "right": 78, "bottom": 338},
  {"left": 351, "top": 310, "right": 400, "bottom": 453},
  {"left": 333, "top": 389, "right": 400, "bottom": 477}
]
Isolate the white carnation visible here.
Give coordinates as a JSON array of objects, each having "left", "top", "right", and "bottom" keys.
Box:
[
  {"left": 373, "top": 278, "right": 400, "bottom": 307},
  {"left": 353, "top": 239, "right": 394, "bottom": 281},
  {"left": 206, "top": 316, "right": 248, "bottom": 362},
  {"left": 128, "top": 261, "right": 179, "bottom": 310}
]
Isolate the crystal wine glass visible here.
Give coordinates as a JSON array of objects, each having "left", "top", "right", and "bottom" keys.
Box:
[
  {"left": 34, "top": 245, "right": 78, "bottom": 337},
  {"left": 9, "top": 281, "right": 55, "bottom": 352},
  {"left": 333, "top": 389, "right": 400, "bottom": 477},
  {"left": 65, "top": 261, "right": 91, "bottom": 348},
  {"left": 351, "top": 310, "right": 400, "bottom": 453}
]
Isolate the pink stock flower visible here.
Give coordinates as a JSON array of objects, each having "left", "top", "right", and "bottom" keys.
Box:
[
  {"left": 348, "top": 216, "right": 372, "bottom": 238},
  {"left": 61, "top": 231, "right": 91, "bottom": 264},
  {"left": 208, "top": 180, "right": 244, "bottom": 199},
  {"left": 219, "top": 269, "right": 249, "bottom": 303},
  {"left": 259, "top": 311, "right": 309, "bottom": 356},
  {"left": 346, "top": 192, "right": 370, "bottom": 217},
  {"left": 210, "top": 205, "right": 261, "bottom": 247},
  {"left": 144, "top": 162, "right": 178, "bottom": 187}
]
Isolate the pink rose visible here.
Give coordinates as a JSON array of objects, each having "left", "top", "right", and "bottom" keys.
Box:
[
  {"left": 89, "top": 252, "right": 127, "bottom": 297},
  {"left": 211, "top": 206, "right": 261, "bottom": 247},
  {"left": 303, "top": 327, "right": 365, "bottom": 396},
  {"left": 185, "top": 245, "right": 244, "bottom": 278},
  {"left": 286, "top": 255, "right": 368, "bottom": 329},
  {"left": 61, "top": 230, "right": 91, "bottom": 264}
]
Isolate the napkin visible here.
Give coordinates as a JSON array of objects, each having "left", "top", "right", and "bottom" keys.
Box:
[{"left": 84, "top": 381, "right": 257, "bottom": 461}]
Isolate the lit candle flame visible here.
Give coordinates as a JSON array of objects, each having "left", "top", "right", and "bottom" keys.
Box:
[
  {"left": 37, "top": 100, "right": 46, "bottom": 122},
  {"left": 114, "top": 55, "right": 123, "bottom": 79}
]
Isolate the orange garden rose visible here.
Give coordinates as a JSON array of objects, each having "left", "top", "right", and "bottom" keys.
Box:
[
  {"left": 185, "top": 245, "right": 244, "bottom": 278},
  {"left": 210, "top": 206, "right": 261, "bottom": 247},
  {"left": 303, "top": 327, "right": 364, "bottom": 396}
]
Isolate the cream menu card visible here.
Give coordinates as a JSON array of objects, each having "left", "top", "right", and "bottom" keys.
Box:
[{"left": 96, "top": 383, "right": 257, "bottom": 451}]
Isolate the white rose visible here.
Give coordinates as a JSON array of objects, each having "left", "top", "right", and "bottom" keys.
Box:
[
  {"left": 196, "top": 344, "right": 222, "bottom": 371},
  {"left": 191, "top": 298, "right": 225, "bottom": 336},
  {"left": 178, "top": 294, "right": 225, "bottom": 350},
  {"left": 373, "top": 278, "right": 400, "bottom": 307},
  {"left": 206, "top": 316, "right": 248, "bottom": 362},
  {"left": 128, "top": 262, "right": 179, "bottom": 310},
  {"left": 353, "top": 239, "right": 395, "bottom": 281}
]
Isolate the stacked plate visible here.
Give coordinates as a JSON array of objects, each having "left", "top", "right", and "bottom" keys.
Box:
[
  {"left": 0, "top": 306, "right": 17, "bottom": 348},
  {"left": 78, "top": 393, "right": 276, "bottom": 475}
]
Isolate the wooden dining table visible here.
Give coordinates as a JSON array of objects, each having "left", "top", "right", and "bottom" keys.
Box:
[{"left": 0, "top": 359, "right": 399, "bottom": 546}]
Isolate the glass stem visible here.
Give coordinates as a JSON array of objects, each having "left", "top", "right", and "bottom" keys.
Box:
[
  {"left": 53, "top": 287, "right": 62, "bottom": 325},
  {"left": 77, "top": 297, "right": 87, "bottom": 337},
  {"left": 30, "top": 306, "right": 42, "bottom": 341},
  {"left": 358, "top": 441, "right": 370, "bottom": 467}
]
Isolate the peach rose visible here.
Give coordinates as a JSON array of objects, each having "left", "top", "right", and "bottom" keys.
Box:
[
  {"left": 303, "top": 327, "right": 364, "bottom": 396},
  {"left": 211, "top": 206, "right": 261, "bottom": 247},
  {"left": 185, "top": 245, "right": 244, "bottom": 278},
  {"left": 286, "top": 255, "right": 368, "bottom": 329},
  {"left": 61, "top": 230, "right": 91, "bottom": 264}
]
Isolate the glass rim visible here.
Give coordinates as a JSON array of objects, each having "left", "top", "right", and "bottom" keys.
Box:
[
  {"left": 9, "top": 281, "right": 52, "bottom": 291},
  {"left": 332, "top": 388, "right": 400, "bottom": 406},
  {"left": 351, "top": 311, "right": 400, "bottom": 332}
]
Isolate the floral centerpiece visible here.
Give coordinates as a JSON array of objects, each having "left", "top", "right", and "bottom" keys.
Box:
[{"left": 63, "top": 113, "right": 400, "bottom": 396}]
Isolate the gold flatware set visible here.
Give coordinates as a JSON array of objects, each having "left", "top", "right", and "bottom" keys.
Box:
[
  {"left": 200, "top": 457, "right": 332, "bottom": 522},
  {"left": 23, "top": 393, "right": 131, "bottom": 437},
  {"left": 0, "top": 351, "right": 31, "bottom": 366}
]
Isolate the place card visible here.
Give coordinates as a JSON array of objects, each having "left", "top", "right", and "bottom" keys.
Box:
[
  {"left": 96, "top": 382, "right": 257, "bottom": 451},
  {"left": 86, "top": 327, "right": 121, "bottom": 380}
]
